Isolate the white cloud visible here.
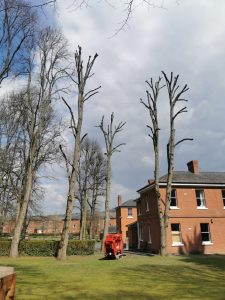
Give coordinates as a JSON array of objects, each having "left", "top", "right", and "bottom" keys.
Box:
[
  {"left": 4, "top": 0, "right": 225, "bottom": 213},
  {"left": 43, "top": 0, "right": 225, "bottom": 210}
]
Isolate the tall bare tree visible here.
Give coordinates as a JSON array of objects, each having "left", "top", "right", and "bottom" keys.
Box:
[
  {"left": 0, "top": 92, "right": 47, "bottom": 235},
  {"left": 0, "top": 0, "right": 37, "bottom": 85},
  {"left": 57, "top": 46, "right": 100, "bottom": 260},
  {"left": 98, "top": 113, "right": 125, "bottom": 250},
  {"left": 76, "top": 138, "right": 106, "bottom": 239},
  {"left": 9, "top": 28, "right": 68, "bottom": 257},
  {"left": 78, "top": 139, "right": 93, "bottom": 240},
  {"left": 88, "top": 143, "right": 106, "bottom": 239},
  {"left": 141, "top": 71, "right": 192, "bottom": 255}
]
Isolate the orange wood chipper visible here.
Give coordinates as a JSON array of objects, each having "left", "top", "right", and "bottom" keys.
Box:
[{"left": 104, "top": 233, "right": 123, "bottom": 259}]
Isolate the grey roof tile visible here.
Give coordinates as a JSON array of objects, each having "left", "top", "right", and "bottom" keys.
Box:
[
  {"left": 119, "top": 199, "right": 137, "bottom": 207},
  {"left": 159, "top": 171, "right": 225, "bottom": 184}
]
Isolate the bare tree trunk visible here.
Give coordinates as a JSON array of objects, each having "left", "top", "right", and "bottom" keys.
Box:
[
  {"left": 101, "top": 157, "right": 111, "bottom": 250},
  {"left": 155, "top": 140, "right": 167, "bottom": 256},
  {"left": 10, "top": 156, "right": 34, "bottom": 257},
  {"left": 57, "top": 129, "right": 81, "bottom": 259},
  {"left": 141, "top": 72, "right": 192, "bottom": 256},
  {"left": 57, "top": 47, "right": 100, "bottom": 260},
  {"left": 80, "top": 190, "right": 88, "bottom": 240},
  {"left": 162, "top": 71, "right": 192, "bottom": 255},
  {"left": 89, "top": 182, "right": 97, "bottom": 239},
  {"left": 98, "top": 113, "right": 125, "bottom": 252},
  {"left": 21, "top": 208, "right": 29, "bottom": 240}
]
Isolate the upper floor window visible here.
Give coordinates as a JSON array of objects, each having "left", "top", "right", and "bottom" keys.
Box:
[
  {"left": 200, "top": 223, "right": 212, "bottom": 245},
  {"left": 138, "top": 203, "right": 141, "bottom": 215},
  {"left": 195, "top": 190, "right": 206, "bottom": 208},
  {"left": 128, "top": 207, "right": 133, "bottom": 217},
  {"left": 171, "top": 223, "right": 183, "bottom": 246},
  {"left": 170, "top": 189, "right": 178, "bottom": 208},
  {"left": 146, "top": 200, "right": 149, "bottom": 212},
  {"left": 221, "top": 190, "right": 225, "bottom": 208}
]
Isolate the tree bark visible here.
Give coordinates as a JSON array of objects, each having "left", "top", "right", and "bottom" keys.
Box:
[
  {"left": 80, "top": 190, "right": 88, "bottom": 240},
  {"left": 57, "top": 128, "right": 81, "bottom": 260},
  {"left": 10, "top": 149, "right": 34, "bottom": 257},
  {"left": 89, "top": 181, "right": 97, "bottom": 239},
  {"left": 101, "top": 157, "right": 111, "bottom": 251}
]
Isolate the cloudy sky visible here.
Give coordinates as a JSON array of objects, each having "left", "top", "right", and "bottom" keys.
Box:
[{"left": 22, "top": 0, "right": 225, "bottom": 214}]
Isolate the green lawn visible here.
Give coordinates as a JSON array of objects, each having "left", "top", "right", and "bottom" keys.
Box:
[{"left": 0, "top": 254, "right": 225, "bottom": 300}]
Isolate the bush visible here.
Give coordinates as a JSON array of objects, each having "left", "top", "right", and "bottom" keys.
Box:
[
  {"left": 19, "top": 240, "right": 58, "bottom": 256},
  {"left": 0, "top": 241, "right": 11, "bottom": 256},
  {"left": 0, "top": 239, "right": 95, "bottom": 256},
  {"left": 67, "top": 240, "right": 95, "bottom": 255}
]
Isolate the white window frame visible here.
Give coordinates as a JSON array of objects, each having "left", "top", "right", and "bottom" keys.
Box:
[
  {"left": 222, "top": 190, "right": 225, "bottom": 209},
  {"left": 139, "top": 224, "right": 143, "bottom": 241},
  {"left": 146, "top": 199, "right": 149, "bottom": 212},
  {"left": 196, "top": 190, "right": 207, "bottom": 209},
  {"left": 148, "top": 225, "right": 152, "bottom": 244},
  {"left": 200, "top": 223, "right": 213, "bottom": 245},
  {"left": 170, "top": 189, "right": 179, "bottom": 209},
  {"left": 138, "top": 203, "right": 141, "bottom": 215},
  {"left": 127, "top": 207, "right": 133, "bottom": 218},
  {"left": 171, "top": 223, "right": 183, "bottom": 246}
]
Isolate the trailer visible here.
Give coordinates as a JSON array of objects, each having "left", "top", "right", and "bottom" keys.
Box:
[{"left": 104, "top": 233, "right": 123, "bottom": 259}]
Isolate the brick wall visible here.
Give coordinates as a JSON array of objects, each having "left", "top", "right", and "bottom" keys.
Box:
[
  {"left": 137, "top": 186, "right": 225, "bottom": 254},
  {"left": 116, "top": 206, "right": 137, "bottom": 243}
]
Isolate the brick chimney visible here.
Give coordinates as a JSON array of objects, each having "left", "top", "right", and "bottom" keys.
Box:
[
  {"left": 187, "top": 160, "right": 198, "bottom": 174},
  {"left": 148, "top": 179, "right": 155, "bottom": 185},
  {"left": 118, "top": 195, "right": 122, "bottom": 206}
]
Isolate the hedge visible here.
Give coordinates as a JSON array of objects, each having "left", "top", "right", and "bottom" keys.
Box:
[
  {"left": 0, "top": 241, "right": 11, "bottom": 256},
  {"left": 0, "top": 240, "right": 95, "bottom": 256}
]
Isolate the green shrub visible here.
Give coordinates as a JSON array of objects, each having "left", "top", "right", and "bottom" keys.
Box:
[
  {"left": 67, "top": 240, "right": 95, "bottom": 255},
  {"left": 0, "top": 241, "right": 11, "bottom": 256},
  {"left": 0, "top": 239, "right": 95, "bottom": 256},
  {"left": 19, "top": 240, "right": 58, "bottom": 256}
]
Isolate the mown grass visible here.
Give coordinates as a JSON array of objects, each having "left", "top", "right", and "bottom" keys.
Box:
[{"left": 0, "top": 253, "right": 225, "bottom": 299}]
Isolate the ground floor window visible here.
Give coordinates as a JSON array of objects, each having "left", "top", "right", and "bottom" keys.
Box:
[
  {"left": 139, "top": 224, "right": 143, "bottom": 241},
  {"left": 171, "top": 223, "right": 183, "bottom": 245},
  {"left": 200, "top": 223, "right": 212, "bottom": 244},
  {"left": 148, "top": 225, "right": 152, "bottom": 244}
]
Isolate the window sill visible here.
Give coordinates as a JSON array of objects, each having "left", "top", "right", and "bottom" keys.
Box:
[
  {"left": 197, "top": 207, "right": 208, "bottom": 210},
  {"left": 172, "top": 242, "right": 184, "bottom": 247},
  {"left": 127, "top": 216, "right": 133, "bottom": 219},
  {"left": 170, "top": 206, "right": 180, "bottom": 210},
  {"left": 202, "top": 242, "right": 213, "bottom": 245}
]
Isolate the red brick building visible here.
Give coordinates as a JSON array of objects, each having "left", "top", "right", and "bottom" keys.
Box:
[
  {"left": 3, "top": 214, "right": 80, "bottom": 235},
  {"left": 116, "top": 195, "right": 137, "bottom": 248},
  {"left": 3, "top": 210, "right": 116, "bottom": 239},
  {"left": 132, "top": 160, "right": 225, "bottom": 254}
]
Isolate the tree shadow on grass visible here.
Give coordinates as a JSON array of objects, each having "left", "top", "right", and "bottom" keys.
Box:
[
  {"left": 1, "top": 255, "right": 225, "bottom": 300},
  {"left": 180, "top": 254, "right": 225, "bottom": 272},
  {"left": 106, "top": 262, "right": 225, "bottom": 300}
]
